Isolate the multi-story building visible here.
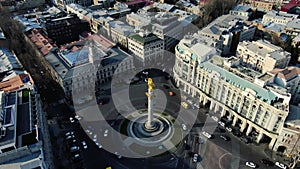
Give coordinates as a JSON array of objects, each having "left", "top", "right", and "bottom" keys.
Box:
[
  {"left": 245, "top": 0, "right": 274, "bottom": 12},
  {"left": 267, "top": 67, "right": 300, "bottom": 105},
  {"left": 44, "top": 34, "right": 134, "bottom": 99},
  {"left": 262, "top": 10, "right": 298, "bottom": 25},
  {"left": 229, "top": 4, "right": 253, "bottom": 20},
  {"left": 128, "top": 31, "right": 163, "bottom": 65},
  {"left": 108, "top": 21, "right": 134, "bottom": 49},
  {"left": 56, "top": 0, "right": 92, "bottom": 8},
  {"left": 285, "top": 19, "right": 300, "bottom": 38},
  {"left": 0, "top": 89, "right": 48, "bottom": 169},
  {"left": 173, "top": 38, "right": 291, "bottom": 149},
  {"left": 273, "top": 105, "right": 299, "bottom": 167},
  {"left": 150, "top": 13, "right": 183, "bottom": 51},
  {"left": 93, "top": 0, "right": 112, "bottom": 8},
  {"left": 0, "top": 49, "right": 51, "bottom": 169},
  {"left": 236, "top": 40, "right": 291, "bottom": 73},
  {"left": 126, "top": 11, "right": 151, "bottom": 27},
  {"left": 45, "top": 14, "right": 90, "bottom": 46},
  {"left": 0, "top": 48, "right": 22, "bottom": 73},
  {"left": 200, "top": 14, "right": 256, "bottom": 55}
]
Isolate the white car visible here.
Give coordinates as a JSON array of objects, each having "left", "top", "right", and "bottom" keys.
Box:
[
  {"left": 114, "top": 152, "right": 122, "bottom": 159},
  {"left": 104, "top": 129, "right": 109, "bottom": 137},
  {"left": 75, "top": 115, "right": 82, "bottom": 121},
  {"left": 95, "top": 142, "right": 102, "bottom": 149},
  {"left": 66, "top": 135, "right": 75, "bottom": 140},
  {"left": 202, "top": 131, "right": 212, "bottom": 139},
  {"left": 65, "top": 131, "right": 74, "bottom": 136},
  {"left": 275, "top": 162, "right": 287, "bottom": 169},
  {"left": 69, "top": 117, "right": 75, "bottom": 123},
  {"left": 226, "top": 127, "right": 233, "bottom": 132},
  {"left": 218, "top": 121, "right": 225, "bottom": 127},
  {"left": 93, "top": 134, "right": 97, "bottom": 142},
  {"left": 81, "top": 141, "right": 88, "bottom": 149},
  {"left": 142, "top": 71, "right": 148, "bottom": 75},
  {"left": 193, "top": 154, "right": 199, "bottom": 163},
  {"left": 211, "top": 116, "right": 218, "bottom": 122},
  {"left": 246, "top": 161, "right": 257, "bottom": 168},
  {"left": 193, "top": 103, "right": 200, "bottom": 109},
  {"left": 182, "top": 124, "right": 187, "bottom": 131}
]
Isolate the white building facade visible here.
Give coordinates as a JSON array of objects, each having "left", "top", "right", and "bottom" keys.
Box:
[{"left": 173, "top": 38, "right": 291, "bottom": 149}]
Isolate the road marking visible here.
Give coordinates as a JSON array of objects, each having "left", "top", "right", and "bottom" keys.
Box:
[{"left": 219, "top": 152, "right": 232, "bottom": 169}]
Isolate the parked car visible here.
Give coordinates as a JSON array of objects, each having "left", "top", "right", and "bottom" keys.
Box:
[
  {"left": 220, "top": 135, "right": 230, "bottom": 141},
  {"left": 72, "top": 154, "right": 81, "bottom": 160},
  {"left": 81, "top": 141, "right": 88, "bottom": 149},
  {"left": 245, "top": 161, "right": 257, "bottom": 168},
  {"left": 275, "top": 161, "right": 287, "bottom": 169},
  {"left": 193, "top": 103, "right": 200, "bottom": 109},
  {"left": 260, "top": 159, "right": 274, "bottom": 166},
  {"left": 104, "top": 129, "right": 109, "bottom": 137},
  {"left": 218, "top": 121, "right": 225, "bottom": 127},
  {"left": 211, "top": 116, "right": 218, "bottom": 122},
  {"left": 182, "top": 124, "right": 187, "bottom": 131},
  {"left": 75, "top": 115, "right": 82, "bottom": 121},
  {"left": 70, "top": 146, "right": 80, "bottom": 152},
  {"left": 193, "top": 154, "right": 199, "bottom": 163},
  {"left": 66, "top": 135, "right": 75, "bottom": 140},
  {"left": 93, "top": 134, "right": 97, "bottom": 142},
  {"left": 65, "top": 131, "right": 74, "bottom": 137},
  {"left": 226, "top": 127, "right": 233, "bottom": 132},
  {"left": 95, "top": 142, "right": 102, "bottom": 149},
  {"left": 241, "top": 136, "right": 250, "bottom": 144},
  {"left": 114, "top": 152, "right": 122, "bottom": 159},
  {"left": 163, "top": 84, "right": 170, "bottom": 89},
  {"left": 69, "top": 117, "right": 75, "bottom": 123},
  {"left": 202, "top": 131, "right": 212, "bottom": 139}
]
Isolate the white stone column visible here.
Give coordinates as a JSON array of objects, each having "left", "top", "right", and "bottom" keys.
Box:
[
  {"left": 232, "top": 116, "right": 238, "bottom": 126},
  {"left": 246, "top": 125, "right": 253, "bottom": 136},
  {"left": 221, "top": 108, "right": 226, "bottom": 117},
  {"left": 240, "top": 120, "right": 247, "bottom": 132},
  {"left": 209, "top": 101, "right": 214, "bottom": 111},
  {"left": 214, "top": 103, "right": 219, "bottom": 113},
  {"left": 146, "top": 89, "right": 154, "bottom": 128},
  {"left": 256, "top": 132, "right": 264, "bottom": 143},
  {"left": 269, "top": 137, "right": 277, "bottom": 149}
]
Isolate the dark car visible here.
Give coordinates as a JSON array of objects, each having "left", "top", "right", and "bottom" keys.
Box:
[
  {"left": 220, "top": 135, "right": 230, "bottom": 141},
  {"left": 163, "top": 84, "right": 170, "bottom": 89},
  {"left": 240, "top": 136, "right": 250, "bottom": 144},
  {"left": 261, "top": 159, "right": 274, "bottom": 166}
]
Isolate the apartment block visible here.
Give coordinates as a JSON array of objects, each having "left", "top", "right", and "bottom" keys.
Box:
[{"left": 236, "top": 40, "right": 291, "bottom": 73}]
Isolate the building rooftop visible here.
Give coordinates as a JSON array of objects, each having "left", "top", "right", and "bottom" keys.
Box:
[
  {"left": 201, "top": 59, "right": 281, "bottom": 105},
  {"left": 152, "top": 2, "right": 175, "bottom": 12},
  {"left": 238, "top": 40, "right": 282, "bottom": 57},
  {"left": 0, "top": 92, "right": 17, "bottom": 148},
  {"left": 286, "top": 19, "right": 300, "bottom": 30},
  {"left": 109, "top": 21, "right": 134, "bottom": 36},
  {"left": 231, "top": 4, "right": 251, "bottom": 12},
  {"left": 201, "top": 14, "right": 249, "bottom": 37},
  {"left": 129, "top": 32, "right": 160, "bottom": 45},
  {"left": 269, "top": 66, "right": 300, "bottom": 81},
  {"left": 0, "top": 48, "right": 22, "bottom": 73},
  {"left": 0, "top": 74, "right": 33, "bottom": 93},
  {"left": 0, "top": 27, "right": 5, "bottom": 40}
]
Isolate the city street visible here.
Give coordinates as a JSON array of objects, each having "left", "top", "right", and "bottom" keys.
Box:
[{"left": 48, "top": 69, "right": 286, "bottom": 169}]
